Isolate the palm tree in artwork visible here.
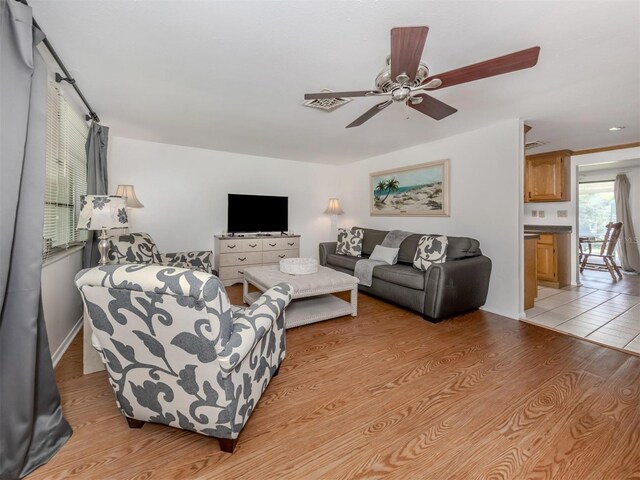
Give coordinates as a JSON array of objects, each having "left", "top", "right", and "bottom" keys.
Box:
[{"left": 380, "top": 178, "right": 400, "bottom": 203}]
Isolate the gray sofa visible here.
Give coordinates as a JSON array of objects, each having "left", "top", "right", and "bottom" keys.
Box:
[{"left": 319, "top": 227, "right": 492, "bottom": 322}]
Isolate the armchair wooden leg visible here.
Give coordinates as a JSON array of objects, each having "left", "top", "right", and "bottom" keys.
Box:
[
  {"left": 610, "top": 259, "right": 623, "bottom": 280},
  {"left": 218, "top": 437, "right": 238, "bottom": 453},
  {"left": 126, "top": 417, "right": 145, "bottom": 429},
  {"left": 580, "top": 254, "right": 589, "bottom": 272}
]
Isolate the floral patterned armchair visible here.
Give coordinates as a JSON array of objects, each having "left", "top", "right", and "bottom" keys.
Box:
[
  {"left": 75, "top": 264, "right": 292, "bottom": 453},
  {"left": 107, "top": 232, "right": 213, "bottom": 274}
]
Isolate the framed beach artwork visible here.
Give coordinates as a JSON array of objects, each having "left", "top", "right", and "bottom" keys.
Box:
[{"left": 370, "top": 159, "right": 450, "bottom": 216}]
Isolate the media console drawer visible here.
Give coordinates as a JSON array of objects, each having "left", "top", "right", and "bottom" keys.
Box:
[
  {"left": 263, "top": 238, "right": 299, "bottom": 251},
  {"left": 263, "top": 250, "right": 297, "bottom": 263},
  {"left": 214, "top": 234, "right": 301, "bottom": 286},
  {"left": 218, "top": 251, "right": 262, "bottom": 267}
]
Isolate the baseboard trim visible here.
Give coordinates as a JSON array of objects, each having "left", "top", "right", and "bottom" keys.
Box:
[{"left": 52, "top": 316, "right": 83, "bottom": 367}]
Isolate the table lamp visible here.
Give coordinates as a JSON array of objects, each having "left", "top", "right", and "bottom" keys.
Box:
[
  {"left": 324, "top": 198, "right": 344, "bottom": 238},
  {"left": 115, "top": 184, "right": 144, "bottom": 208},
  {"left": 77, "top": 195, "right": 129, "bottom": 265}
]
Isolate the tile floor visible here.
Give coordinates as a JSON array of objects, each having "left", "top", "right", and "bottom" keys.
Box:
[{"left": 525, "top": 285, "right": 640, "bottom": 354}]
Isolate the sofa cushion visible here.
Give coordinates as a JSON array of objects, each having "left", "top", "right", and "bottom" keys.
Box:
[
  {"left": 373, "top": 264, "right": 425, "bottom": 290},
  {"left": 327, "top": 253, "right": 361, "bottom": 271},
  {"left": 370, "top": 245, "right": 399, "bottom": 265},
  {"left": 413, "top": 235, "right": 448, "bottom": 271},
  {"left": 327, "top": 254, "right": 425, "bottom": 290},
  {"left": 359, "top": 227, "right": 388, "bottom": 256},
  {"left": 336, "top": 228, "right": 363, "bottom": 257},
  {"left": 446, "top": 236, "right": 482, "bottom": 260},
  {"left": 397, "top": 234, "right": 424, "bottom": 264},
  {"left": 355, "top": 227, "right": 481, "bottom": 263}
]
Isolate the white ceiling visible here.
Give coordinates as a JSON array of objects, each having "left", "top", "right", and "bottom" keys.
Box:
[{"left": 30, "top": 0, "right": 640, "bottom": 164}]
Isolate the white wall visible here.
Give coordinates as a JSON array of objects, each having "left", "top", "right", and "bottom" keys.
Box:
[
  {"left": 108, "top": 137, "right": 342, "bottom": 259},
  {"left": 41, "top": 248, "right": 84, "bottom": 365},
  {"left": 338, "top": 119, "right": 524, "bottom": 319}
]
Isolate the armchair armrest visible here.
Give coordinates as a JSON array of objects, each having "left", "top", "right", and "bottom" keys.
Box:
[
  {"left": 319, "top": 242, "right": 337, "bottom": 266},
  {"left": 423, "top": 255, "right": 492, "bottom": 320},
  {"left": 218, "top": 283, "right": 293, "bottom": 376},
  {"left": 160, "top": 250, "right": 213, "bottom": 273}
]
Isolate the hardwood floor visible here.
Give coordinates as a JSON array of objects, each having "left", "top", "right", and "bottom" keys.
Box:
[{"left": 30, "top": 286, "right": 640, "bottom": 479}]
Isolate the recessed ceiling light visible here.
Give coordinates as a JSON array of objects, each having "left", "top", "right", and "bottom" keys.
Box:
[{"left": 609, "top": 126, "right": 626, "bottom": 131}]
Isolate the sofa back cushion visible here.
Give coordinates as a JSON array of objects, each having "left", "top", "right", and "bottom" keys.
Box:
[
  {"left": 360, "top": 227, "right": 388, "bottom": 256},
  {"left": 356, "top": 227, "right": 482, "bottom": 264}
]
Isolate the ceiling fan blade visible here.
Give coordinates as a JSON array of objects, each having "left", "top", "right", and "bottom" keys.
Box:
[
  {"left": 304, "top": 90, "right": 386, "bottom": 100},
  {"left": 346, "top": 100, "right": 393, "bottom": 128},
  {"left": 423, "top": 46, "right": 541, "bottom": 89},
  {"left": 391, "top": 26, "right": 429, "bottom": 83},
  {"left": 409, "top": 93, "right": 457, "bottom": 120}
]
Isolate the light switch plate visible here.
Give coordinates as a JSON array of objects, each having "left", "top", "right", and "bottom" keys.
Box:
[
  {"left": 557, "top": 210, "right": 568, "bottom": 218},
  {"left": 539, "top": 210, "right": 546, "bottom": 218},
  {"left": 531, "top": 210, "right": 538, "bottom": 217}
]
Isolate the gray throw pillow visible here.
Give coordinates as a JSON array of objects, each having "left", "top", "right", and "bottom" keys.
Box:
[
  {"left": 336, "top": 228, "right": 363, "bottom": 257},
  {"left": 369, "top": 245, "right": 399, "bottom": 265},
  {"left": 413, "top": 235, "right": 448, "bottom": 271}
]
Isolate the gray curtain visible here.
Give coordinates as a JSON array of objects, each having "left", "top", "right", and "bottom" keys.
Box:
[
  {"left": 615, "top": 174, "right": 640, "bottom": 273},
  {"left": 82, "top": 122, "right": 110, "bottom": 267},
  {"left": 0, "top": 1, "right": 72, "bottom": 478}
]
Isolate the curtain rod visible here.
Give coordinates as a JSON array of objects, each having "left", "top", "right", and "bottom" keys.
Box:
[{"left": 18, "top": 0, "right": 100, "bottom": 122}]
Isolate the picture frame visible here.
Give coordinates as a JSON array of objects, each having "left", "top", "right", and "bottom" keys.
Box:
[{"left": 370, "top": 159, "right": 450, "bottom": 216}]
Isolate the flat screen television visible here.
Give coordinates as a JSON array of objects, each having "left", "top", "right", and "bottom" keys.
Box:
[{"left": 227, "top": 194, "right": 288, "bottom": 234}]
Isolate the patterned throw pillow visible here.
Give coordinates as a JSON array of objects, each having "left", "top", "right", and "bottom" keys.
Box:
[
  {"left": 336, "top": 228, "right": 364, "bottom": 257},
  {"left": 413, "top": 235, "right": 448, "bottom": 271}
]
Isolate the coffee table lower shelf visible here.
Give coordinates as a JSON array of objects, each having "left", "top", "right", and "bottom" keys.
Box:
[{"left": 243, "top": 291, "right": 356, "bottom": 329}]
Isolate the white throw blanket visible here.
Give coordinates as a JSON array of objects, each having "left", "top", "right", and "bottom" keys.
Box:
[{"left": 354, "top": 230, "right": 413, "bottom": 287}]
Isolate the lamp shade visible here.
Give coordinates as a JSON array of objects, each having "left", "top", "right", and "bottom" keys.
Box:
[
  {"left": 324, "top": 198, "right": 344, "bottom": 215},
  {"left": 115, "top": 184, "right": 144, "bottom": 208},
  {"left": 77, "top": 195, "right": 129, "bottom": 230}
]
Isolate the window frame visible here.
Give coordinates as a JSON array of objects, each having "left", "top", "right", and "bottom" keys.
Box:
[{"left": 42, "top": 82, "right": 90, "bottom": 263}]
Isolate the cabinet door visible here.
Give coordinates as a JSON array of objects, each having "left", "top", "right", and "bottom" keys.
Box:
[
  {"left": 526, "top": 156, "right": 564, "bottom": 201},
  {"left": 536, "top": 243, "right": 556, "bottom": 281}
]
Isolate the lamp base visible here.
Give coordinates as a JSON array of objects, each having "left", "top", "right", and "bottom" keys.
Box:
[{"left": 98, "top": 229, "right": 110, "bottom": 266}]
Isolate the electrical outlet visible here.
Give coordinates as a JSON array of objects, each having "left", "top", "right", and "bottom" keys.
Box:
[
  {"left": 531, "top": 210, "right": 538, "bottom": 217},
  {"left": 539, "top": 210, "right": 546, "bottom": 218},
  {"left": 557, "top": 210, "right": 568, "bottom": 218}
]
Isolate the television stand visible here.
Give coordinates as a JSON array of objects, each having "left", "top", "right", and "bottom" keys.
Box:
[{"left": 214, "top": 234, "right": 301, "bottom": 286}]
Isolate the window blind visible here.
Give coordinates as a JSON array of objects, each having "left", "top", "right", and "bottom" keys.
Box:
[{"left": 43, "top": 83, "right": 89, "bottom": 262}]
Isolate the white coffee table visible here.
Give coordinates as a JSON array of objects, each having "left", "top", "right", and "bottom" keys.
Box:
[{"left": 242, "top": 265, "right": 358, "bottom": 328}]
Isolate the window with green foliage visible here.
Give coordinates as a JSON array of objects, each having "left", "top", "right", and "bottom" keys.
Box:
[
  {"left": 43, "top": 83, "right": 89, "bottom": 262},
  {"left": 578, "top": 181, "right": 615, "bottom": 237}
]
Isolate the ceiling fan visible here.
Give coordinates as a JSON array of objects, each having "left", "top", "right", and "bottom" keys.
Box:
[{"left": 304, "top": 26, "right": 540, "bottom": 128}]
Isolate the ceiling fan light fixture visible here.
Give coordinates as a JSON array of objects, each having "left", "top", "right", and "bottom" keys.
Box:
[{"left": 303, "top": 26, "right": 540, "bottom": 128}]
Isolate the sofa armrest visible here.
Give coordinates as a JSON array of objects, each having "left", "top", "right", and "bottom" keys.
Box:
[
  {"left": 160, "top": 251, "right": 213, "bottom": 273},
  {"left": 319, "top": 242, "right": 337, "bottom": 266},
  {"left": 423, "top": 255, "right": 492, "bottom": 320},
  {"left": 218, "top": 283, "right": 292, "bottom": 375}
]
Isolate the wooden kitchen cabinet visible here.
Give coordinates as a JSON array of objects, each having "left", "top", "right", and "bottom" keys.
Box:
[
  {"left": 536, "top": 233, "right": 570, "bottom": 288},
  {"left": 525, "top": 150, "right": 573, "bottom": 202},
  {"left": 524, "top": 235, "right": 538, "bottom": 310}
]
